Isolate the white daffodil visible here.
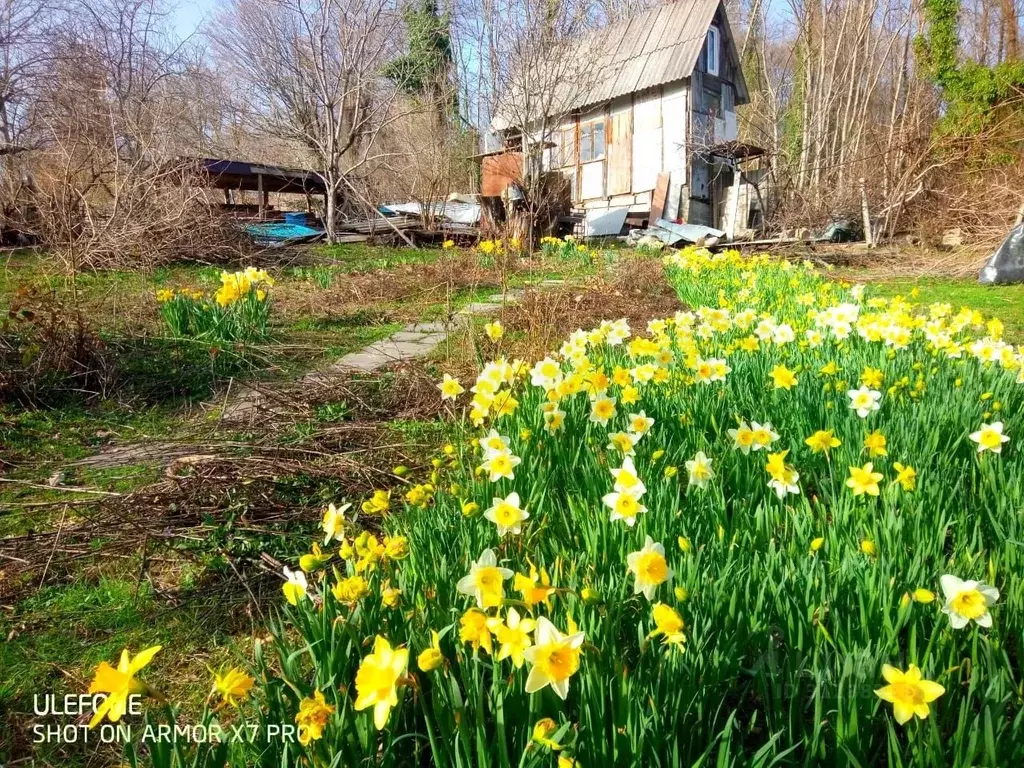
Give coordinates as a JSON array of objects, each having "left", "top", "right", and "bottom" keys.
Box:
[
  {"left": 940, "top": 574, "right": 999, "bottom": 629},
  {"left": 483, "top": 492, "right": 529, "bottom": 536}
]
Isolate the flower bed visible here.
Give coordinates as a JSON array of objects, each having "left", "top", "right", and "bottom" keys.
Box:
[{"left": 100, "top": 250, "right": 1022, "bottom": 766}]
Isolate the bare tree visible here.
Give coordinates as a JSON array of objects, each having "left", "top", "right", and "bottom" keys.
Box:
[
  {"left": 454, "top": 0, "right": 597, "bottom": 243},
  {"left": 214, "top": 0, "right": 414, "bottom": 242}
]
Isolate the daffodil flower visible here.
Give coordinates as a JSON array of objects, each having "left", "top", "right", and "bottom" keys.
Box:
[
  {"left": 939, "top": 574, "right": 999, "bottom": 629},
  {"left": 354, "top": 636, "right": 408, "bottom": 730},
  {"left": 87, "top": 646, "right": 162, "bottom": 727},
  {"left": 874, "top": 664, "right": 944, "bottom": 725},
  {"left": 523, "top": 617, "right": 585, "bottom": 699}
]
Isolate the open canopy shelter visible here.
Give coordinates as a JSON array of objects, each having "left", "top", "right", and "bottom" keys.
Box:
[{"left": 191, "top": 157, "right": 328, "bottom": 220}]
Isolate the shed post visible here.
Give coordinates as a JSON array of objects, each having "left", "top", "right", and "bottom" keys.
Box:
[
  {"left": 859, "top": 177, "right": 873, "bottom": 247},
  {"left": 726, "top": 161, "right": 742, "bottom": 239},
  {"left": 257, "top": 173, "right": 265, "bottom": 220}
]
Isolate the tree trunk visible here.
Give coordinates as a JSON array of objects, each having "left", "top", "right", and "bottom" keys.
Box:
[{"left": 325, "top": 180, "right": 337, "bottom": 244}]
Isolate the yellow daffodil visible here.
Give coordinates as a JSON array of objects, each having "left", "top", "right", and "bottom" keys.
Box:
[
  {"left": 846, "top": 463, "right": 883, "bottom": 496},
  {"left": 874, "top": 664, "right": 944, "bottom": 725},
  {"left": 438, "top": 374, "right": 465, "bottom": 400},
  {"left": 860, "top": 366, "right": 884, "bottom": 389},
  {"left": 627, "top": 536, "right": 672, "bottom": 600},
  {"left": 805, "top": 428, "right": 841, "bottom": 454},
  {"left": 532, "top": 717, "right": 563, "bottom": 750},
  {"left": 354, "top": 635, "right": 408, "bottom": 730},
  {"left": 892, "top": 462, "right": 917, "bottom": 491},
  {"left": 589, "top": 393, "right": 617, "bottom": 425},
  {"left": 299, "top": 542, "right": 331, "bottom": 572},
  {"left": 487, "top": 607, "right": 536, "bottom": 668},
  {"left": 87, "top": 646, "right": 161, "bottom": 727},
  {"left": 523, "top": 617, "right": 585, "bottom": 699},
  {"left": 417, "top": 630, "right": 444, "bottom": 672},
  {"left": 810, "top": 537, "right": 825, "bottom": 553},
  {"left": 381, "top": 581, "right": 402, "bottom": 608},
  {"left": 769, "top": 364, "right": 798, "bottom": 390},
  {"left": 295, "top": 690, "right": 335, "bottom": 745},
  {"left": 459, "top": 608, "right": 493, "bottom": 655},
  {"left": 648, "top": 603, "right": 686, "bottom": 648},
  {"left": 484, "top": 320, "right": 504, "bottom": 341},
  {"left": 212, "top": 666, "right": 254, "bottom": 707},
  {"left": 912, "top": 588, "right": 935, "bottom": 604},
  {"left": 383, "top": 534, "right": 409, "bottom": 560},
  {"left": 282, "top": 567, "right": 308, "bottom": 605},
  {"left": 515, "top": 565, "right": 555, "bottom": 609},
  {"left": 332, "top": 574, "right": 370, "bottom": 605},
  {"left": 863, "top": 431, "right": 888, "bottom": 457}
]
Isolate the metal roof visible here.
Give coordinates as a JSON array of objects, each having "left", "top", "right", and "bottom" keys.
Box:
[
  {"left": 493, "top": 0, "right": 748, "bottom": 129},
  {"left": 191, "top": 157, "right": 327, "bottom": 194}
]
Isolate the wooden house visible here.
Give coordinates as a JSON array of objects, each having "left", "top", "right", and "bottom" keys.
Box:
[{"left": 488, "top": 0, "right": 764, "bottom": 236}]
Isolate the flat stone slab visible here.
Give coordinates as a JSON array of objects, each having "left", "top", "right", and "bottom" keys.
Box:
[
  {"left": 390, "top": 330, "right": 437, "bottom": 342},
  {"left": 459, "top": 301, "right": 503, "bottom": 315},
  {"left": 485, "top": 289, "right": 524, "bottom": 303},
  {"left": 322, "top": 333, "right": 448, "bottom": 374},
  {"left": 405, "top": 321, "right": 450, "bottom": 333}
]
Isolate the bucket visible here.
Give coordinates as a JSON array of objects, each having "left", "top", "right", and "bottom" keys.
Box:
[{"left": 284, "top": 211, "right": 308, "bottom": 227}]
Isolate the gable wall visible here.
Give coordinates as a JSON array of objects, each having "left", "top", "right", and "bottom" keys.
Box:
[{"left": 544, "top": 82, "right": 689, "bottom": 217}]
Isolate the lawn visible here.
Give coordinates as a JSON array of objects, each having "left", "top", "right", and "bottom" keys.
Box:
[{"left": 864, "top": 276, "right": 1024, "bottom": 341}]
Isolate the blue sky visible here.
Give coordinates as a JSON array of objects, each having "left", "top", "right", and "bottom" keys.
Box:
[{"left": 171, "top": 0, "right": 217, "bottom": 40}]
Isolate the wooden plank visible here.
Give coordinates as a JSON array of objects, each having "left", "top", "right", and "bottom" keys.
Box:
[
  {"left": 607, "top": 101, "right": 632, "bottom": 196},
  {"left": 650, "top": 172, "right": 670, "bottom": 222}
]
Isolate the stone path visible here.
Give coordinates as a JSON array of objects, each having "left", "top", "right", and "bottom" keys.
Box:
[
  {"left": 200, "top": 290, "right": 522, "bottom": 424},
  {"left": 66, "top": 283, "right": 557, "bottom": 468}
]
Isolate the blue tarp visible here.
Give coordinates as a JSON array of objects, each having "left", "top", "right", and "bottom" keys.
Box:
[{"left": 245, "top": 222, "right": 324, "bottom": 243}]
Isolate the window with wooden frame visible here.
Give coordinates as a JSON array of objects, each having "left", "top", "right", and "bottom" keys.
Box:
[
  {"left": 556, "top": 126, "right": 576, "bottom": 167},
  {"left": 705, "top": 25, "right": 720, "bottom": 77},
  {"left": 579, "top": 119, "right": 606, "bottom": 163}
]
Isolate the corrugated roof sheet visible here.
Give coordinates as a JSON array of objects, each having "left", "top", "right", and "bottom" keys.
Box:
[
  {"left": 568, "top": 0, "right": 719, "bottom": 110},
  {"left": 493, "top": 0, "right": 747, "bottom": 129}
]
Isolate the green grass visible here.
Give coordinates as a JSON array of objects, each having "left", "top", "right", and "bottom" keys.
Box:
[
  {"left": 0, "top": 568, "right": 257, "bottom": 765},
  {"left": 865, "top": 277, "right": 1024, "bottom": 341},
  {"left": 313, "top": 243, "right": 444, "bottom": 273}
]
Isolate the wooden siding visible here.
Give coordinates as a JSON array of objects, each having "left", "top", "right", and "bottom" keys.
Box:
[{"left": 607, "top": 98, "right": 633, "bottom": 196}]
